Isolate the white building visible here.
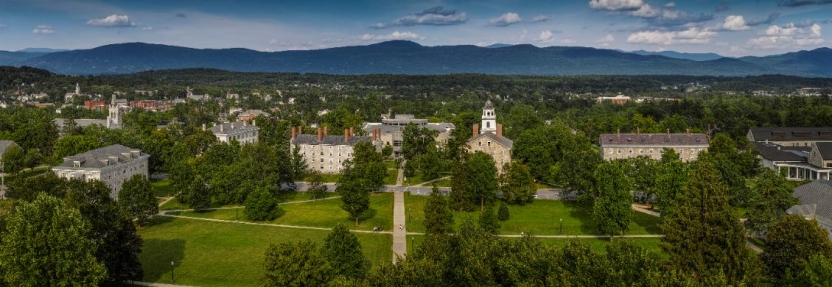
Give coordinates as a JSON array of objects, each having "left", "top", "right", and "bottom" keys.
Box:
[
  {"left": 209, "top": 121, "right": 259, "bottom": 144},
  {"left": 52, "top": 144, "right": 149, "bottom": 199},
  {"left": 467, "top": 101, "right": 513, "bottom": 173},
  {"left": 290, "top": 127, "right": 380, "bottom": 174}
]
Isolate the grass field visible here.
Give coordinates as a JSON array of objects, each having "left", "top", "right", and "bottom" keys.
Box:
[
  {"left": 138, "top": 217, "right": 391, "bottom": 287},
  {"left": 174, "top": 193, "right": 394, "bottom": 231},
  {"left": 404, "top": 235, "right": 665, "bottom": 259},
  {"left": 151, "top": 179, "right": 175, "bottom": 197},
  {"left": 160, "top": 190, "right": 337, "bottom": 211},
  {"left": 303, "top": 173, "right": 341, "bottom": 183},
  {"left": 404, "top": 193, "right": 662, "bottom": 235}
]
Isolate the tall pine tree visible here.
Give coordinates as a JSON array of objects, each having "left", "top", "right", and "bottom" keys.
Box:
[
  {"left": 323, "top": 224, "right": 370, "bottom": 279},
  {"left": 424, "top": 185, "right": 454, "bottom": 235}
]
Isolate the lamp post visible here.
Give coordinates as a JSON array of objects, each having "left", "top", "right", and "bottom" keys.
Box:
[
  {"left": 171, "top": 261, "right": 175, "bottom": 283},
  {"left": 559, "top": 218, "right": 563, "bottom": 235}
]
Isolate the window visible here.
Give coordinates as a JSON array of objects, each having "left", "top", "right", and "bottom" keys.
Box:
[
  {"left": 479, "top": 141, "right": 482, "bottom": 147},
  {"left": 487, "top": 141, "right": 491, "bottom": 147},
  {"left": 486, "top": 122, "right": 491, "bottom": 128}
]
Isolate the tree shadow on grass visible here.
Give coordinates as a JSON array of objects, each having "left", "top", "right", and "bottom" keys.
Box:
[
  {"left": 564, "top": 200, "right": 599, "bottom": 235},
  {"left": 357, "top": 208, "right": 380, "bottom": 228},
  {"left": 140, "top": 238, "right": 185, "bottom": 283},
  {"left": 631, "top": 212, "right": 663, "bottom": 234},
  {"left": 143, "top": 215, "right": 176, "bottom": 228}
]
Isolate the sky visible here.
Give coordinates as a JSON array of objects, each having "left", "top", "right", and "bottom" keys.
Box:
[{"left": 0, "top": 0, "right": 830, "bottom": 56}]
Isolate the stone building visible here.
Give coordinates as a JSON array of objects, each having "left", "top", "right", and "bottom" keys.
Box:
[
  {"left": 209, "top": 121, "right": 259, "bottom": 144},
  {"left": 362, "top": 114, "right": 454, "bottom": 158},
  {"left": 749, "top": 127, "right": 832, "bottom": 181},
  {"left": 466, "top": 101, "right": 513, "bottom": 173},
  {"left": 599, "top": 130, "right": 709, "bottom": 162},
  {"left": 51, "top": 144, "right": 149, "bottom": 199},
  {"left": 747, "top": 127, "right": 832, "bottom": 147},
  {"left": 290, "top": 127, "right": 381, "bottom": 174}
]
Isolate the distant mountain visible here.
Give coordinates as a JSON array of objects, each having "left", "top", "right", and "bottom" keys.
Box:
[
  {"left": 631, "top": 50, "right": 724, "bottom": 61},
  {"left": 485, "top": 43, "right": 513, "bottom": 48},
  {"left": 0, "top": 51, "right": 47, "bottom": 64},
  {"left": 17, "top": 48, "right": 70, "bottom": 53},
  {"left": 1, "top": 40, "right": 830, "bottom": 77}
]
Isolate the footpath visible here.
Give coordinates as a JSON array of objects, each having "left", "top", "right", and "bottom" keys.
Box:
[{"left": 392, "top": 164, "right": 407, "bottom": 264}]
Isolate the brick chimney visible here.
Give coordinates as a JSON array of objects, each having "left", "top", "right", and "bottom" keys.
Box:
[
  {"left": 317, "top": 128, "right": 322, "bottom": 142},
  {"left": 344, "top": 129, "right": 349, "bottom": 143},
  {"left": 473, "top": 124, "right": 479, "bottom": 138},
  {"left": 349, "top": 127, "right": 354, "bottom": 137},
  {"left": 666, "top": 128, "right": 670, "bottom": 136},
  {"left": 298, "top": 126, "right": 303, "bottom": 134},
  {"left": 372, "top": 129, "right": 377, "bottom": 141},
  {"left": 324, "top": 126, "right": 328, "bottom": 136},
  {"left": 617, "top": 128, "right": 621, "bottom": 140},
  {"left": 291, "top": 127, "right": 296, "bottom": 139},
  {"left": 497, "top": 124, "right": 503, "bottom": 138}
]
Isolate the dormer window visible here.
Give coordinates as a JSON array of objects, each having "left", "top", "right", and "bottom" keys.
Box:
[{"left": 73, "top": 161, "right": 81, "bottom": 168}]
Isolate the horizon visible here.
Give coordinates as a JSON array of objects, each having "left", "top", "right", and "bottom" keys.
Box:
[{"left": 0, "top": 0, "right": 830, "bottom": 57}]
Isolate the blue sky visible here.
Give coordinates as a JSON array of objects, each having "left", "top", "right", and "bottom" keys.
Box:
[{"left": 0, "top": 0, "right": 829, "bottom": 56}]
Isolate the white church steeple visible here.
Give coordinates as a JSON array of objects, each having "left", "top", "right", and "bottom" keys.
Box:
[
  {"left": 481, "top": 100, "right": 496, "bottom": 134},
  {"left": 75, "top": 83, "right": 80, "bottom": 95}
]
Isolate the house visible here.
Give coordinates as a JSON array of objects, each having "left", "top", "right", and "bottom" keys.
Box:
[
  {"left": 362, "top": 114, "right": 454, "bottom": 158},
  {"left": 747, "top": 127, "right": 832, "bottom": 148},
  {"left": 788, "top": 180, "right": 832, "bottom": 240},
  {"left": 84, "top": 100, "right": 106, "bottom": 110},
  {"left": 599, "top": 130, "right": 709, "bottom": 162},
  {"left": 51, "top": 144, "right": 150, "bottom": 199},
  {"left": 236, "top": 109, "right": 270, "bottom": 122},
  {"left": 466, "top": 100, "right": 513, "bottom": 173},
  {"left": 208, "top": 121, "right": 259, "bottom": 145},
  {"left": 596, "top": 95, "right": 631, "bottom": 105},
  {"left": 290, "top": 126, "right": 381, "bottom": 174}
]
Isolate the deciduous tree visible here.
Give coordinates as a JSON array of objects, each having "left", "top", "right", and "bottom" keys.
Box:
[
  {"left": 324, "top": 224, "right": 370, "bottom": 279},
  {"left": 500, "top": 162, "right": 536, "bottom": 204},
  {"left": 761, "top": 215, "right": 832, "bottom": 284},
  {"left": 478, "top": 205, "right": 500, "bottom": 234},
  {"left": 244, "top": 188, "right": 282, "bottom": 221},
  {"left": 592, "top": 161, "right": 633, "bottom": 237},
  {"left": 119, "top": 174, "right": 158, "bottom": 224},
  {"left": 262, "top": 240, "right": 333, "bottom": 286},
  {"left": 424, "top": 185, "right": 453, "bottom": 234},
  {"left": 745, "top": 169, "right": 799, "bottom": 235}
]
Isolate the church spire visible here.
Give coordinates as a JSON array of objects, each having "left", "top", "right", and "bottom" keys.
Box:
[
  {"left": 481, "top": 100, "right": 496, "bottom": 134},
  {"left": 75, "top": 83, "right": 80, "bottom": 95}
]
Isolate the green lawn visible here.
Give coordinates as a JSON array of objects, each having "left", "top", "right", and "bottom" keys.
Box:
[
  {"left": 175, "top": 193, "right": 394, "bottom": 231},
  {"left": 405, "top": 235, "right": 665, "bottom": 259},
  {"left": 748, "top": 237, "right": 766, "bottom": 250},
  {"left": 160, "top": 190, "right": 336, "bottom": 211},
  {"left": 151, "top": 179, "right": 175, "bottom": 197},
  {"left": 303, "top": 173, "right": 341, "bottom": 183},
  {"left": 384, "top": 168, "right": 399, "bottom": 185},
  {"left": 404, "top": 193, "right": 662, "bottom": 236},
  {"left": 433, "top": 179, "right": 452, "bottom": 187},
  {"left": 138, "top": 216, "right": 391, "bottom": 287}
]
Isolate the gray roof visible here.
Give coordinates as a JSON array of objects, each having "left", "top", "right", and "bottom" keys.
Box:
[
  {"left": 55, "top": 144, "right": 147, "bottom": 169},
  {"left": 792, "top": 180, "right": 832, "bottom": 222},
  {"left": 54, "top": 118, "right": 109, "bottom": 130},
  {"left": 600, "top": 133, "right": 709, "bottom": 146},
  {"left": 291, "top": 134, "right": 373, "bottom": 146},
  {"left": 363, "top": 122, "right": 454, "bottom": 135},
  {"left": 749, "top": 127, "right": 832, "bottom": 142},
  {"left": 469, "top": 132, "right": 513, "bottom": 149},
  {"left": 753, "top": 142, "right": 809, "bottom": 162},
  {"left": 815, "top": 142, "right": 832, "bottom": 160},
  {"left": 0, "top": 140, "right": 19, "bottom": 156},
  {"left": 210, "top": 122, "right": 259, "bottom": 134}
]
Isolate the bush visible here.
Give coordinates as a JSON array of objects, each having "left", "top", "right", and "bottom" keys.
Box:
[
  {"left": 498, "top": 202, "right": 510, "bottom": 221},
  {"left": 244, "top": 188, "right": 283, "bottom": 221}
]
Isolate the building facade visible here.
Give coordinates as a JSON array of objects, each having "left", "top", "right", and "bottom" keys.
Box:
[
  {"left": 290, "top": 127, "right": 380, "bottom": 174},
  {"left": 599, "top": 131, "right": 709, "bottom": 162},
  {"left": 51, "top": 144, "right": 150, "bottom": 199},
  {"left": 749, "top": 127, "right": 832, "bottom": 181},
  {"left": 362, "top": 114, "right": 454, "bottom": 158},
  {"left": 466, "top": 101, "right": 513, "bottom": 173},
  {"left": 209, "top": 121, "right": 259, "bottom": 144},
  {"left": 747, "top": 127, "right": 832, "bottom": 147}
]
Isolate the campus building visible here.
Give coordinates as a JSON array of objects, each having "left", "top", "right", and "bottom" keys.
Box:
[
  {"left": 749, "top": 127, "right": 832, "bottom": 181},
  {"left": 599, "top": 130, "right": 709, "bottom": 162},
  {"left": 290, "top": 127, "right": 381, "bottom": 174},
  {"left": 362, "top": 114, "right": 454, "bottom": 158},
  {"left": 466, "top": 100, "right": 513, "bottom": 173},
  {"left": 209, "top": 121, "right": 260, "bottom": 145},
  {"left": 51, "top": 144, "right": 150, "bottom": 199}
]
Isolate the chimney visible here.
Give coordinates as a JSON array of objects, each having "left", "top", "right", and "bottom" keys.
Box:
[
  {"left": 324, "top": 126, "right": 328, "bottom": 136},
  {"left": 666, "top": 129, "right": 670, "bottom": 136},
  {"left": 617, "top": 128, "right": 621, "bottom": 140},
  {"left": 349, "top": 127, "right": 354, "bottom": 137},
  {"left": 291, "top": 127, "right": 296, "bottom": 139},
  {"left": 372, "top": 130, "right": 377, "bottom": 141},
  {"left": 637, "top": 127, "right": 640, "bottom": 135},
  {"left": 253, "top": 120, "right": 256, "bottom": 126},
  {"left": 497, "top": 124, "right": 503, "bottom": 138},
  {"left": 473, "top": 124, "right": 479, "bottom": 138},
  {"left": 298, "top": 126, "right": 303, "bottom": 134},
  {"left": 686, "top": 128, "right": 690, "bottom": 135},
  {"left": 220, "top": 124, "right": 224, "bottom": 132},
  {"left": 317, "top": 128, "right": 322, "bottom": 142},
  {"left": 344, "top": 129, "right": 349, "bottom": 143}
]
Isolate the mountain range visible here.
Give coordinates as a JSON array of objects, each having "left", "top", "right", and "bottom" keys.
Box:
[{"left": 1, "top": 41, "right": 830, "bottom": 77}]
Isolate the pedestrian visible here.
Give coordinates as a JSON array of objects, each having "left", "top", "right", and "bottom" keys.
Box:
[{"left": 399, "top": 224, "right": 402, "bottom": 231}]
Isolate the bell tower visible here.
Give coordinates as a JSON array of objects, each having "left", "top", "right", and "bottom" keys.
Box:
[{"left": 481, "top": 100, "right": 496, "bottom": 134}]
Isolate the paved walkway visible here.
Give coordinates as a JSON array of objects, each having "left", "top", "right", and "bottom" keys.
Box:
[{"left": 392, "top": 191, "right": 407, "bottom": 264}]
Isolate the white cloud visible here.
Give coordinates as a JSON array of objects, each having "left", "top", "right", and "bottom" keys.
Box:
[
  {"left": 489, "top": 12, "right": 522, "bottom": 26},
  {"left": 664, "top": 2, "right": 676, "bottom": 7},
  {"left": 375, "top": 6, "right": 467, "bottom": 28},
  {"left": 530, "top": 15, "right": 551, "bottom": 23},
  {"left": 589, "top": 0, "right": 644, "bottom": 11},
  {"left": 359, "top": 31, "right": 422, "bottom": 41},
  {"left": 562, "top": 38, "right": 576, "bottom": 44},
  {"left": 539, "top": 30, "right": 555, "bottom": 42},
  {"left": 721, "top": 15, "right": 749, "bottom": 31},
  {"left": 87, "top": 14, "right": 134, "bottom": 27},
  {"left": 32, "top": 25, "right": 55, "bottom": 34},
  {"left": 749, "top": 23, "right": 824, "bottom": 49},
  {"left": 596, "top": 34, "right": 615, "bottom": 46},
  {"left": 627, "top": 27, "right": 716, "bottom": 45},
  {"left": 631, "top": 4, "right": 661, "bottom": 18}
]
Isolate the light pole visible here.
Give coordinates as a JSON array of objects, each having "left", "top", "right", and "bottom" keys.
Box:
[
  {"left": 559, "top": 218, "right": 563, "bottom": 235},
  {"left": 171, "top": 261, "right": 175, "bottom": 283}
]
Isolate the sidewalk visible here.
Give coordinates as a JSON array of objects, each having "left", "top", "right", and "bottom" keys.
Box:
[{"left": 392, "top": 190, "right": 407, "bottom": 264}]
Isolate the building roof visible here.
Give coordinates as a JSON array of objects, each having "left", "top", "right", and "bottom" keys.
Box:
[
  {"left": 54, "top": 118, "right": 109, "bottom": 130},
  {"left": 815, "top": 142, "right": 832, "bottom": 160},
  {"left": 55, "top": 144, "right": 147, "bottom": 169},
  {"left": 484, "top": 100, "right": 493, "bottom": 110},
  {"left": 291, "top": 134, "right": 373, "bottom": 146},
  {"left": 749, "top": 127, "right": 832, "bottom": 142},
  {"left": 754, "top": 142, "right": 809, "bottom": 162},
  {"left": 209, "top": 122, "right": 259, "bottom": 135},
  {"left": 362, "top": 122, "right": 454, "bottom": 135},
  {"left": 791, "top": 180, "right": 832, "bottom": 222},
  {"left": 599, "top": 133, "right": 708, "bottom": 146},
  {"left": 0, "top": 140, "right": 19, "bottom": 155},
  {"left": 468, "top": 132, "right": 513, "bottom": 149}
]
